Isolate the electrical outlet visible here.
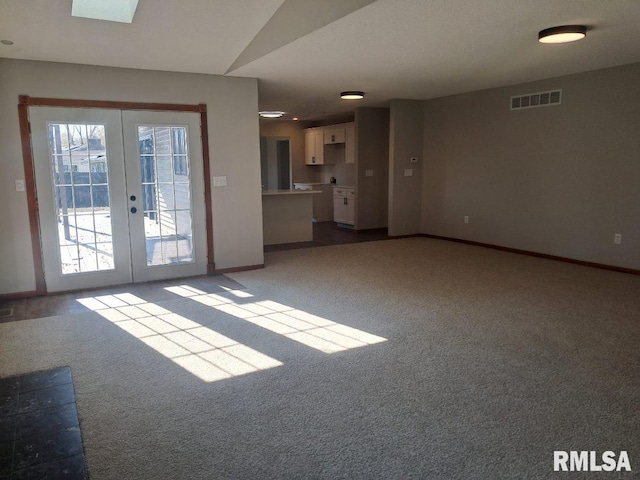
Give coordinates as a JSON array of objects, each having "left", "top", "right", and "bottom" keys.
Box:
[
  {"left": 614, "top": 233, "right": 622, "bottom": 244},
  {"left": 365, "top": 169, "right": 374, "bottom": 177},
  {"left": 213, "top": 176, "right": 227, "bottom": 187},
  {"left": 15, "top": 179, "right": 25, "bottom": 192},
  {"left": 404, "top": 169, "right": 413, "bottom": 177},
  {"left": 464, "top": 216, "right": 469, "bottom": 224}
]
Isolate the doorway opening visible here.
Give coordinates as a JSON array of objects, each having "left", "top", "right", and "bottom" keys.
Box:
[{"left": 18, "top": 96, "right": 215, "bottom": 295}]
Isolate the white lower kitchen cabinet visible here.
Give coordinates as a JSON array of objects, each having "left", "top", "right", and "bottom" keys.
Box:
[{"left": 333, "top": 187, "right": 355, "bottom": 225}]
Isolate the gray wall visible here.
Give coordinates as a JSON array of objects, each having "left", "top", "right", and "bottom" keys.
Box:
[
  {"left": 0, "top": 59, "right": 263, "bottom": 294},
  {"left": 421, "top": 62, "right": 640, "bottom": 270},
  {"left": 355, "top": 108, "right": 389, "bottom": 230},
  {"left": 388, "top": 100, "right": 423, "bottom": 236}
]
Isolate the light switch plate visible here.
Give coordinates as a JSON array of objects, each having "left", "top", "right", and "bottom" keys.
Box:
[
  {"left": 404, "top": 169, "right": 413, "bottom": 177},
  {"left": 15, "top": 179, "right": 25, "bottom": 192},
  {"left": 213, "top": 176, "right": 227, "bottom": 187},
  {"left": 365, "top": 169, "right": 374, "bottom": 177}
]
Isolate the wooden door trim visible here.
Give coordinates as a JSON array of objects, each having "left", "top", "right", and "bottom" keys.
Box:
[
  {"left": 20, "top": 96, "right": 201, "bottom": 112},
  {"left": 18, "top": 103, "right": 46, "bottom": 295},
  {"left": 18, "top": 96, "right": 215, "bottom": 295},
  {"left": 199, "top": 106, "right": 216, "bottom": 275}
]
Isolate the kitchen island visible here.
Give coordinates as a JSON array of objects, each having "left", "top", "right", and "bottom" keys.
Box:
[
  {"left": 293, "top": 182, "right": 333, "bottom": 222},
  {"left": 262, "top": 189, "right": 320, "bottom": 245}
]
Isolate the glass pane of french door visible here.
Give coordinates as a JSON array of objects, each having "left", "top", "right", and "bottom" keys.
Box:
[
  {"left": 137, "top": 125, "right": 194, "bottom": 266},
  {"left": 48, "top": 122, "right": 115, "bottom": 274}
]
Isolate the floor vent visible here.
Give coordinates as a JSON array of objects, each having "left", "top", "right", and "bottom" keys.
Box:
[
  {"left": 511, "top": 89, "right": 562, "bottom": 111},
  {"left": 0, "top": 308, "right": 14, "bottom": 318}
]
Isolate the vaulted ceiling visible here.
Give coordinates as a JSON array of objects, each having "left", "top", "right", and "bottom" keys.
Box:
[{"left": 2, "top": 0, "right": 639, "bottom": 121}]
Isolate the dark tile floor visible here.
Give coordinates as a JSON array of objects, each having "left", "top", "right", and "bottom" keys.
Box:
[
  {"left": 264, "top": 221, "right": 391, "bottom": 252},
  {"left": 0, "top": 367, "right": 86, "bottom": 480}
]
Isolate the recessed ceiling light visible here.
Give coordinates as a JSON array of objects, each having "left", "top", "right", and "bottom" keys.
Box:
[
  {"left": 293, "top": 117, "right": 299, "bottom": 121},
  {"left": 72, "top": 0, "right": 139, "bottom": 23},
  {"left": 259, "top": 111, "right": 285, "bottom": 118},
  {"left": 1, "top": 39, "right": 14, "bottom": 46},
  {"left": 340, "top": 91, "right": 365, "bottom": 100},
  {"left": 538, "top": 25, "right": 587, "bottom": 44}
]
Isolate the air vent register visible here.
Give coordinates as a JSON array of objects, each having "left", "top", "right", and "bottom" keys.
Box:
[{"left": 511, "top": 89, "right": 562, "bottom": 111}]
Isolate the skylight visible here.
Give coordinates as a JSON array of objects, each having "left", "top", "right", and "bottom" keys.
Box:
[{"left": 72, "top": 0, "right": 139, "bottom": 24}]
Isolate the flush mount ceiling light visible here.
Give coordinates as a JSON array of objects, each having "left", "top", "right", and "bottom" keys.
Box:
[
  {"left": 340, "top": 91, "right": 365, "bottom": 100},
  {"left": 259, "top": 111, "right": 285, "bottom": 118},
  {"left": 72, "top": 0, "right": 139, "bottom": 23},
  {"left": 1, "top": 39, "right": 14, "bottom": 46},
  {"left": 538, "top": 25, "right": 587, "bottom": 44}
]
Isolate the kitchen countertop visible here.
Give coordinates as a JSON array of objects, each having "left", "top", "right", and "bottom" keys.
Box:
[
  {"left": 262, "top": 189, "right": 321, "bottom": 196},
  {"left": 293, "top": 182, "right": 331, "bottom": 190}
]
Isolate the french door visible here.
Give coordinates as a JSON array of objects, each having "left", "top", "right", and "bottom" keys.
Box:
[{"left": 30, "top": 107, "right": 206, "bottom": 292}]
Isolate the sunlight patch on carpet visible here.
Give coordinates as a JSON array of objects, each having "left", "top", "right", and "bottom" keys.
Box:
[
  {"left": 76, "top": 294, "right": 282, "bottom": 382},
  {"left": 165, "top": 285, "right": 387, "bottom": 354}
]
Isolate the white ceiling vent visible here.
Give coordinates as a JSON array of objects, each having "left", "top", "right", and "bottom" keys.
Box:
[{"left": 511, "top": 89, "right": 562, "bottom": 111}]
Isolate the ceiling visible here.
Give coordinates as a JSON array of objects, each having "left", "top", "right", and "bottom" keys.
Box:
[{"left": 2, "top": 0, "right": 640, "bottom": 121}]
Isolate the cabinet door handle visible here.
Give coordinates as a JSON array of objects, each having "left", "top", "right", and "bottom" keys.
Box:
[
  {"left": 344, "top": 198, "right": 347, "bottom": 205},
  {"left": 331, "top": 134, "right": 335, "bottom": 142}
]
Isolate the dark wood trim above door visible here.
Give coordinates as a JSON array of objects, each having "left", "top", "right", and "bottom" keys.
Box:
[
  {"left": 20, "top": 96, "right": 201, "bottom": 112},
  {"left": 18, "top": 96, "right": 216, "bottom": 296}
]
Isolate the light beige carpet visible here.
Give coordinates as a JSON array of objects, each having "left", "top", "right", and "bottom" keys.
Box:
[{"left": 1, "top": 238, "right": 638, "bottom": 479}]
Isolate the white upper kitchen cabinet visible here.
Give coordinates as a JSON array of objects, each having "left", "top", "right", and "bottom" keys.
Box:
[
  {"left": 305, "top": 129, "right": 327, "bottom": 165},
  {"left": 323, "top": 127, "right": 345, "bottom": 145}
]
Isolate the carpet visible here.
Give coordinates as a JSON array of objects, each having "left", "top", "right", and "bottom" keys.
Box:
[{"left": 1, "top": 238, "right": 638, "bottom": 479}]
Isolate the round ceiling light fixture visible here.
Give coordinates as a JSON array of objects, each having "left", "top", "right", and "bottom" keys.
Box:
[
  {"left": 340, "top": 91, "right": 365, "bottom": 100},
  {"left": 1, "top": 39, "right": 14, "bottom": 45},
  {"left": 538, "top": 25, "right": 587, "bottom": 44},
  {"left": 259, "top": 111, "right": 285, "bottom": 118}
]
